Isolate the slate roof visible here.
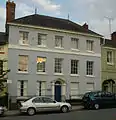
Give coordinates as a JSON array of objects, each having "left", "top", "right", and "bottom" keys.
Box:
[
  {"left": 9, "top": 14, "right": 102, "bottom": 37},
  {"left": 103, "top": 39, "right": 116, "bottom": 48},
  {"left": 0, "top": 32, "right": 8, "bottom": 45}
]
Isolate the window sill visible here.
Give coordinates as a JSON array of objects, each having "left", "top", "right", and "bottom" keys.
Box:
[
  {"left": 55, "top": 47, "right": 64, "bottom": 49},
  {"left": 19, "top": 43, "right": 29, "bottom": 46},
  {"left": 71, "top": 48, "right": 80, "bottom": 52},
  {"left": 36, "top": 72, "right": 47, "bottom": 75},
  {"left": 86, "top": 50, "right": 94, "bottom": 53},
  {"left": 17, "top": 71, "right": 29, "bottom": 74},
  {"left": 37, "top": 45, "right": 46, "bottom": 48},
  {"left": 107, "top": 62, "right": 114, "bottom": 65},
  {"left": 86, "top": 75, "right": 95, "bottom": 78},
  {"left": 54, "top": 73, "right": 64, "bottom": 76},
  {"left": 17, "top": 96, "right": 28, "bottom": 100},
  {"left": 70, "top": 74, "right": 80, "bottom": 77}
]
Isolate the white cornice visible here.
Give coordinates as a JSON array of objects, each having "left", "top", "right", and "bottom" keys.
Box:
[
  {"left": 8, "top": 44, "right": 101, "bottom": 57},
  {"left": 7, "top": 22, "right": 102, "bottom": 38}
]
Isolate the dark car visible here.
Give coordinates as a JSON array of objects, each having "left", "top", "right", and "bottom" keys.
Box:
[{"left": 82, "top": 91, "right": 116, "bottom": 110}]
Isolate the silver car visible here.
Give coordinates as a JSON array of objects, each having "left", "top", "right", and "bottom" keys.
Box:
[
  {"left": 0, "top": 106, "right": 7, "bottom": 116},
  {"left": 19, "top": 96, "right": 72, "bottom": 116}
]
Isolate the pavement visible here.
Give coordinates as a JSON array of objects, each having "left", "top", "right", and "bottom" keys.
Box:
[{"left": 4, "top": 105, "right": 83, "bottom": 116}]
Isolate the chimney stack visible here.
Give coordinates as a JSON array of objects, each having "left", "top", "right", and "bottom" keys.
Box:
[
  {"left": 111, "top": 32, "right": 116, "bottom": 41},
  {"left": 83, "top": 23, "right": 88, "bottom": 29},
  {"left": 6, "top": 0, "right": 16, "bottom": 23}
]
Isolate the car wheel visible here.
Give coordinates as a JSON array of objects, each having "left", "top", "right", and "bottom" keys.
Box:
[
  {"left": 27, "top": 108, "right": 36, "bottom": 116},
  {"left": 61, "top": 106, "right": 69, "bottom": 113},
  {"left": 94, "top": 103, "right": 100, "bottom": 110}
]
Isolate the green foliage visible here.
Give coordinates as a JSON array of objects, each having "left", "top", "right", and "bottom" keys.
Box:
[{"left": 0, "top": 69, "right": 10, "bottom": 93}]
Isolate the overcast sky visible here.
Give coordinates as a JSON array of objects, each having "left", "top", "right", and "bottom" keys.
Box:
[{"left": 0, "top": 0, "right": 116, "bottom": 38}]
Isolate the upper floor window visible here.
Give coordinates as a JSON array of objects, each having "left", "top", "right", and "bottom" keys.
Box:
[
  {"left": 54, "top": 58, "right": 63, "bottom": 73},
  {"left": 38, "top": 34, "right": 47, "bottom": 47},
  {"left": 19, "top": 31, "right": 29, "bottom": 45},
  {"left": 55, "top": 36, "right": 63, "bottom": 48},
  {"left": 107, "top": 51, "right": 113, "bottom": 64},
  {"left": 86, "top": 40, "right": 93, "bottom": 51},
  {"left": 71, "top": 60, "right": 79, "bottom": 74},
  {"left": 18, "top": 55, "right": 28, "bottom": 72},
  {"left": 71, "top": 38, "right": 79, "bottom": 49},
  {"left": 86, "top": 61, "right": 94, "bottom": 76},
  {"left": 37, "top": 57, "right": 46, "bottom": 72}
]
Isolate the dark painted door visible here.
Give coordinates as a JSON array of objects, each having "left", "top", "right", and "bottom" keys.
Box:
[{"left": 55, "top": 85, "right": 61, "bottom": 102}]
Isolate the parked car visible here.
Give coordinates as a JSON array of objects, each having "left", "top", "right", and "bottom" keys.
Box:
[
  {"left": 18, "top": 96, "right": 72, "bottom": 116},
  {"left": 82, "top": 91, "right": 116, "bottom": 110},
  {"left": 0, "top": 106, "right": 7, "bottom": 116}
]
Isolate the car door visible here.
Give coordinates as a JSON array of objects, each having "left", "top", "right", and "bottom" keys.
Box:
[
  {"left": 42, "top": 97, "right": 60, "bottom": 111},
  {"left": 105, "top": 92, "right": 116, "bottom": 107},
  {"left": 32, "top": 97, "right": 47, "bottom": 112},
  {"left": 101, "top": 92, "right": 114, "bottom": 108}
]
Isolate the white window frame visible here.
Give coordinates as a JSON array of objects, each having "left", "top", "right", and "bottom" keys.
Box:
[
  {"left": 55, "top": 36, "right": 63, "bottom": 48},
  {"left": 18, "top": 55, "right": 28, "bottom": 73},
  {"left": 86, "top": 61, "right": 94, "bottom": 76},
  {"left": 86, "top": 40, "right": 94, "bottom": 51},
  {"left": 37, "top": 57, "right": 46, "bottom": 73},
  {"left": 17, "top": 80, "right": 28, "bottom": 97},
  {"left": 36, "top": 81, "right": 46, "bottom": 96},
  {"left": 107, "top": 51, "right": 113, "bottom": 64},
  {"left": 71, "top": 60, "right": 79, "bottom": 75},
  {"left": 38, "top": 33, "right": 47, "bottom": 47},
  {"left": 54, "top": 58, "right": 63, "bottom": 73},
  {"left": 19, "top": 31, "right": 29, "bottom": 45},
  {"left": 71, "top": 38, "right": 79, "bottom": 50}
]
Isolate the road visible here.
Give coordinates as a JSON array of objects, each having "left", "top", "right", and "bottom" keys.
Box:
[{"left": 1, "top": 108, "right": 116, "bottom": 120}]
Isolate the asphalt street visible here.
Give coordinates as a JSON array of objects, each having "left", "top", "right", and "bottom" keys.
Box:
[{"left": 1, "top": 108, "right": 116, "bottom": 120}]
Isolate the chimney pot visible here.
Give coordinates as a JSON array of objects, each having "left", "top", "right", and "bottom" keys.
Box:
[
  {"left": 111, "top": 32, "right": 116, "bottom": 40},
  {"left": 83, "top": 23, "right": 88, "bottom": 29}
]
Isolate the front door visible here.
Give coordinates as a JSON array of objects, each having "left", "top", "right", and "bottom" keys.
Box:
[{"left": 55, "top": 82, "right": 61, "bottom": 102}]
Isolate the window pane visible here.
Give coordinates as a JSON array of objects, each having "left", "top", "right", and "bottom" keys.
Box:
[
  {"left": 42, "top": 97, "right": 53, "bottom": 103},
  {"left": 86, "top": 61, "right": 93, "bottom": 75},
  {"left": 54, "top": 58, "right": 63, "bottom": 73},
  {"left": 32, "top": 97, "right": 43, "bottom": 103},
  {"left": 19, "top": 31, "right": 29, "bottom": 44},
  {"left": 17, "top": 80, "right": 28, "bottom": 97},
  {"left": 86, "top": 40, "right": 93, "bottom": 51},
  {"left": 107, "top": 51, "right": 113, "bottom": 63},
  {"left": 38, "top": 34, "right": 47, "bottom": 46},
  {"left": 55, "top": 36, "right": 63, "bottom": 47},
  {"left": 71, "top": 60, "right": 78, "bottom": 74},
  {"left": 18, "top": 55, "right": 28, "bottom": 72},
  {"left": 71, "top": 38, "right": 78, "bottom": 49},
  {"left": 36, "top": 81, "right": 46, "bottom": 96},
  {"left": 37, "top": 57, "right": 46, "bottom": 72}
]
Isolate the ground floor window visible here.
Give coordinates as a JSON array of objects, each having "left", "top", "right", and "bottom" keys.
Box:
[
  {"left": 17, "top": 80, "right": 28, "bottom": 96},
  {"left": 70, "top": 82, "right": 79, "bottom": 99},
  {"left": 36, "top": 81, "right": 46, "bottom": 96}
]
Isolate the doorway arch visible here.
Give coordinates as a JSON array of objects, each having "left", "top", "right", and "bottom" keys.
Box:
[{"left": 102, "top": 79, "right": 115, "bottom": 93}]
